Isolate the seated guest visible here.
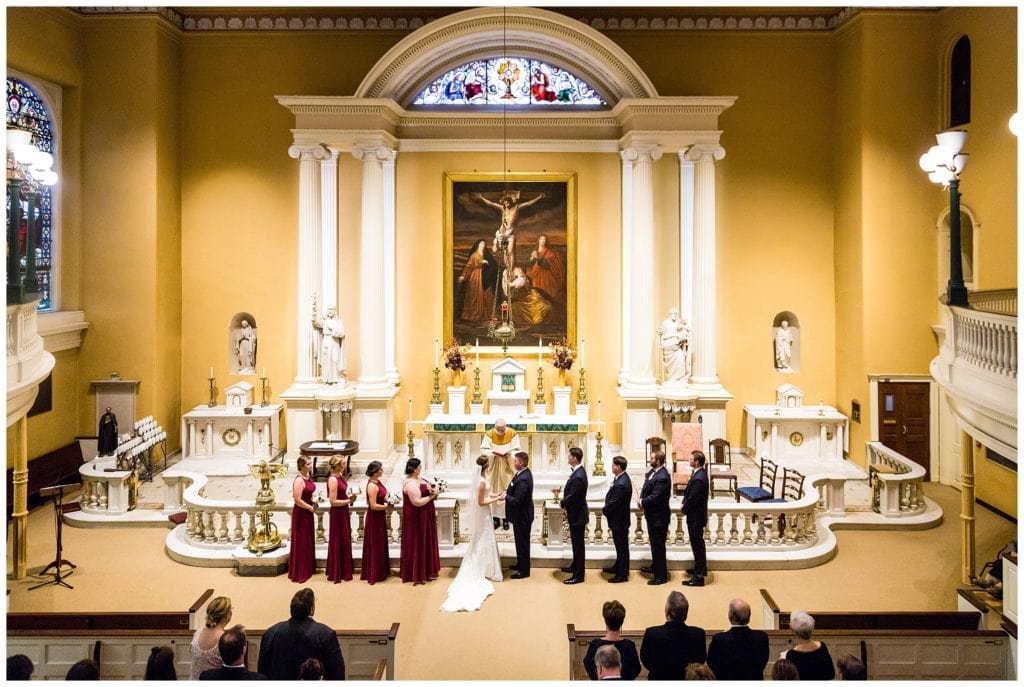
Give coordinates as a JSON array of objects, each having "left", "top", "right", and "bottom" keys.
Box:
[
  {"left": 685, "top": 663, "right": 716, "bottom": 680},
  {"left": 258, "top": 588, "right": 345, "bottom": 680},
  {"left": 837, "top": 654, "right": 866, "bottom": 680},
  {"left": 707, "top": 598, "right": 770, "bottom": 680},
  {"left": 298, "top": 658, "right": 325, "bottom": 680},
  {"left": 7, "top": 654, "right": 33, "bottom": 680},
  {"left": 771, "top": 659, "right": 800, "bottom": 680},
  {"left": 66, "top": 659, "right": 100, "bottom": 680},
  {"left": 145, "top": 646, "right": 177, "bottom": 680},
  {"left": 784, "top": 611, "right": 835, "bottom": 680},
  {"left": 583, "top": 600, "right": 642, "bottom": 680},
  {"left": 640, "top": 591, "right": 706, "bottom": 680},
  {"left": 200, "top": 625, "right": 267, "bottom": 680},
  {"left": 190, "top": 595, "right": 233, "bottom": 679},
  {"left": 595, "top": 645, "right": 623, "bottom": 680}
]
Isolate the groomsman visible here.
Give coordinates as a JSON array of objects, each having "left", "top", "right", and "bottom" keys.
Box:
[
  {"left": 560, "top": 446, "right": 589, "bottom": 584},
  {"left": 638, "top": 450, "right": 671, "bottom": 585},
  {"left": 505, "top": 451, "right": 534, "bottom": 579},
  {"left": 602, "top": 455, "right": 632, "bottom": 583},
  {"left": 682, "top": 450, "right": 710, "bottom": 587}
]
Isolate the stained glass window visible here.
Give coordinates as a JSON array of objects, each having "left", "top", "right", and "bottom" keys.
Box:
[
  {"left": 6, "top": 77, "right": 55, "bottom": 310},
  {"left": 413, "top": 58, "right": 606, "bottom": 106}
]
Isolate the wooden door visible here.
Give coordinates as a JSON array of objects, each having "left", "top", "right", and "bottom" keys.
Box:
[{"left": 878, "top": 382, "right": 931, "bottom": 479}]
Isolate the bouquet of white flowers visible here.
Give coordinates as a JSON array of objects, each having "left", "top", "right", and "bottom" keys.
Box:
[
  {"left": 346, "top": 484, "right": 363, "bottom": 498},
  {"left": 384, "top": 492, "right": 401, "bottom": 507},
  {"left": 429, "top": 478, "right": 448, "bottom": 495}
]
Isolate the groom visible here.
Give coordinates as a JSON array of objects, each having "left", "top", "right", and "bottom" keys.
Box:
[{"left": 505, "top": 451, "right": 534, "bottom": 579}]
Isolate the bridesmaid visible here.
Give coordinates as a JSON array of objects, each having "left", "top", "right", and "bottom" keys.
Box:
[
  {"left": 360, "top": 460, "right": 392, "bottom": 584},
  {"left": 325, "top": 456, "right": 354, "bottom": 582},
  {"left": 288, "top": 456, "right": 317, "bottom": 583},
  {"left": 400, "top": 458, "right": 441, "bottom": 585}
]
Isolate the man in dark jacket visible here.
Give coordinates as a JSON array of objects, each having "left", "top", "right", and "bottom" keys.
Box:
[
  {"left": 707, "top": 598, "right": 770, "bottom": 680},
  {"left": 560, "top": 446, "right": 589, "bottom": 584},
  {"left": 602, "top": 455, "right": 632, "bottom": 582},
  {"left": 639, "top": 450, "right": 671, "bottom": 584},
  {"left": 682, "top": 450, "right": 710, "bottom": 586},
  {"left": 257, "top": 588, "right": 344, "bottom": 680},
  {"left": 200, "top": 626, "right": 267, "bottom": 680},
  {"left": 640, "top": 591, "right": 706, "bottom": 680},
  {"left": 506, "top": 451, "right": 534, "bottom": 578}
]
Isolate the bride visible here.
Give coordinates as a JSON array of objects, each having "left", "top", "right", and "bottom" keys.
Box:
[{"left": 440, "top": 455, "right": 506, "bottom": 613}]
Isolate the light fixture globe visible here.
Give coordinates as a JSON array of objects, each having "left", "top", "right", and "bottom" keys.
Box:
[{"left": 935, "top": 129, "right": 968, "bottom": 155}]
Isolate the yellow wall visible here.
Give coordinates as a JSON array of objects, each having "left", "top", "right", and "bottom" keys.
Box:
[{"left": 974, "top": 442, "right": 1018, "bottom": 519}]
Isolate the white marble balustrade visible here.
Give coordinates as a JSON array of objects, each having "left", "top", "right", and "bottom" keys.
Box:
[
  {"left": 78, "top": 458, "right": 133, "bottom": 513},
  {"left": 950, "top": 306, "right": 1018, "bottom": 380},
  {"left": 866, "top": 441, "right": 926, "bottom": 516}
]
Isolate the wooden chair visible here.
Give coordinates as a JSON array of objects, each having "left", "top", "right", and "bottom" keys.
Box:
[
  {"left": 737, "top": 458, "right": 778, "bottom": 502},
  {"left": 708, "top": 437, "right": 731, "bottom": 469},
  {"left": 765, "top": 468, "right": 805, "bottom": 502}
]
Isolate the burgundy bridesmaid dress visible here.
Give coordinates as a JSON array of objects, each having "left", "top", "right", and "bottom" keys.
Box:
[
  {"left": 360, "top": 482, "right": 391, "bottom": 584},
  {"left": 325, "top": 476, "right": 354, "bottom": 582},
  {"left": 400, "top": 482, "right": 441, "bottom": 583},
  {"left": 288, "top": 475, "right": 316, "bottom": 583}
]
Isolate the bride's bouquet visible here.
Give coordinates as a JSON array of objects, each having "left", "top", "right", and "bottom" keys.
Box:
[{"left": 429, "top": 478, "right": 449, "bottom": 496}]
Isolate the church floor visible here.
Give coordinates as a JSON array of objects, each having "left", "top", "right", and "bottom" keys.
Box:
[{"left": 6, "top": 482, "right": 1016, "bottom": 680}]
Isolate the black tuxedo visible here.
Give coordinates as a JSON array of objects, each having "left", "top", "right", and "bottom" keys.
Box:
[
  {"left": 505, "top": 467, "right": 534, "bottom": 574},
  {"left": 640, "top": 619, "right": 707, "bottom": 680},
  {"left": 257, "top": 616, "right": 345, "bottom": 680},
  {"left": 602, "top": 471, "right": 633, "bottom": 579},
  {"left": 682, "top": 466, "right": 709, "bottom": 577},
  {"left": 560, "top": 464, "right": 589, "bottom": 579},
  {"left": 639, "top": 466, "right": 671, "bottom": 579},
  {"left": 707, "top": 625, "right": 770, "bottom": 680},
  {"left": 199, "top": 666, "right": 268, "bottom": 680}
]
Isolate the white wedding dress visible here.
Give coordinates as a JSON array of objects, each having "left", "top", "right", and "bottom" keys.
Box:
[{"left": 440, "top": 472, "right": 503, "bottom": 613}]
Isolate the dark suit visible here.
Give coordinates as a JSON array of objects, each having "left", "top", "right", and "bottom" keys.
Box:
[
  {"left": 257, "top": 616, "right": 345, "bottom": 680},
  {"left": 682, "top": 466, "right": 709, "bottom": 577},
  {"left": 639, "top": 466, "right": 671, "bottom": 579},
  {"left": 640, "top": 620, "right": 707, "bottom": 680},
  {"left": 602, "top": 471, "right": 633, "bottom": 579},
  {"left": 707, "top": 625, "right": 770, "bottom": 680},
  {"left": 199, "top": 666, "right": 267, "bottom": 680},
  {"left": 560, "top": 464, "right": 589, "bottom": 579},
  {"left": 505, "top": 467, "right": 534, "bottom": 575}
]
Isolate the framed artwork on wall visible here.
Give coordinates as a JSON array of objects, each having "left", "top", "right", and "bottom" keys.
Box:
[{"left": 443, "top": 172, "right": 576, "bottom": 354}]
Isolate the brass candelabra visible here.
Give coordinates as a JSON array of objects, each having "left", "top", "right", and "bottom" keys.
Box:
[
  {"left": 472, "top": 365, "right": 483, "bottom": 404},
  {"left": 260, "top": 373, "right": 269, "bottom": 406},
  {"left": 576, "top": 367, "right": 589, "bottom": 405},
  {"left": 407, "top": 428, "right": 416, "bottom": 458},
  {"left": 207, "top": 376, "right": 216, "bottom": 407},
  {"left": 534, "top": 365, "right": 545, "bottom": 404},
  {"left": 593, "top": 427, "right": 606, "bottom": 476},
  {"left": 430, "top": 367, "right": 442, "bottom": 404}
]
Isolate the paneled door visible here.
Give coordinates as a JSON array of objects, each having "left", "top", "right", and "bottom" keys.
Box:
[{"left": 878, "top": 382, "right": 930, "bottom": 479}]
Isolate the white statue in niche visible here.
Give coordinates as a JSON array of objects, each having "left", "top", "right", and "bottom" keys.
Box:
[
  {"left": 235, "top": 320, "right": 257, "bottom": 374},
  {"left": 659, "top": 307, "right": 691, "bottom": 384},
  {"left": 313, "top": 303, "right": 347, "bottom": 385},
  {"left": 774, "top": 320, "right": 794, "bottom": 371}
]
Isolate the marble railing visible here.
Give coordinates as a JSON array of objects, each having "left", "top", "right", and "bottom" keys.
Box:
[
  {"left": 79, "top": 459, "right": 135, "bottom": 514},
  {"left": 968, "top": 288, "right": 1017, "bottom": 317},
  {"left": 866, "top": 442, "right": 926, "bottom": 516},
  {"left": 951, "top": 306, "right": 1017, "bottom": 380}
]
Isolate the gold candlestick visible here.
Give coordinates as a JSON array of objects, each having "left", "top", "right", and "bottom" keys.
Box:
[
  {"left": 534, "top": 365, "right": 545, "bottom": 404},
  {"left": 208, "top": 376, "right": 216, "bottom": 407},
  {"left": 593, "top": 428, "right": 606, "bottom": 476},
  {"left": 260, "top": 373, "right": 269, "bottom": 407},
  {"left": 576, "top": 367, "right": 589, "bottom": 405},
  {"left": 431, "top": 366, "right": 442, "bottom": 404},
  {"left": 407, "top": 428, "right": 416, "bottom": 458},
  {"left": 472, "top": 365, "right": 483, "bottom": 404}
]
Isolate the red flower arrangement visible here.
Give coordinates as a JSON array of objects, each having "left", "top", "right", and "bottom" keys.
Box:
[
  {"left": 551, "top": 339, "right": 575, "bottom": 371},
  {"left": 444, "top": 339, "right": 467, "bottom": 372}
]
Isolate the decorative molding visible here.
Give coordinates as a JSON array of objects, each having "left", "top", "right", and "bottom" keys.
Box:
[
  {"left": 76, "top": 6, "right": 184, "bottom": 28},
  {"left": 37, "top": 310, "right": 89, "bottom": 353}
]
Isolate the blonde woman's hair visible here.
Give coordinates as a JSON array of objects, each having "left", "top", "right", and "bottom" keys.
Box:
[
  {"left": 328, "top": 456, "right": 343, "bottom": 471},
  {"left": 205, "top": 596, "right": 233, "bottom": 628}
]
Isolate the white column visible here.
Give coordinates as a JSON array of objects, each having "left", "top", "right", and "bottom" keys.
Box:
[
  {"left": 287, "top": 143, "right": 329, "bottom": 385},
  {"left": 320, "top": 149, "right": 339, "bottom": 311},
  {"left": 621, "top": 145, "right": 662, "bottom": 388},
  {"left": 353, "top": 144, "right": 396, "bottom": 390},
  {"left": 685, "top": 144, "right": 726, "bottom": 388},
  {"left": 383, "top": 153, "right": 399, "bottom": 385},
  {"left": 618, "top": 155, "right": 633, "bottom": 385},
  {"left": 678, "top": 152, "right": 696, "bottom": 325}
]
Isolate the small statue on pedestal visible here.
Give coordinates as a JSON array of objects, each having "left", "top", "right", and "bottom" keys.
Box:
[
  {"left": 659, "top": 307, "right": 691, "bottom": 384},
  {"left": 312, "top": 299, "right": 347, "bottom": 385},
  {"left": 98, "top": 407, "right": 118, "bottom": 456}
]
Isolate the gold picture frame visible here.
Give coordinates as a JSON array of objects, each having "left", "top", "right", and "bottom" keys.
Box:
[{"left": 443, "top": 172, "right": 577, "bottom": 355}]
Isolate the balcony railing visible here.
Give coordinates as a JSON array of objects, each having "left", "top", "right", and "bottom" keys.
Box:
[{"left": 968, "top": 288, "right": 1017, "bottom": 317}]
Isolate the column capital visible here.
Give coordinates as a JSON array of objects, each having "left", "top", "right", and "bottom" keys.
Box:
[
  {"left": 288, "top": 143, "right": 330, "bottom": 161},
  {"left": 620, "top": 145, "right": 663, "bottom": 163},
  {"left": 352, "top": 144, "right": 397, "bottom": 163},
  {"left": 684, "top": 144, "right": 726, "bottom": 162},
  {"left": 321, "top": 148, "right": 341, "bottom": 165}
]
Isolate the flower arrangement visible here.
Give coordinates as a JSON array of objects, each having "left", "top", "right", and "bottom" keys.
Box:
[
  {"left": 429, "top": 478, "right": 449, "bottom": 495},
  {"left": 444, "top": 339, "right": 466, "bottom": 372},
  {"left": 551, "top": 339, "right": 576, "bottom": 371},
  {"left": 346, "top": 484, "right": 362, "bottom": 498},
  {"left": 384, "top": 492, "right": 402, "bottom": 507}
]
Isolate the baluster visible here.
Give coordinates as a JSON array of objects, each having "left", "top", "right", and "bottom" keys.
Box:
[
  {"left": 742, "top": 512, "right": 753, "bottom": 544},
  {"left": 357, "top": 511, "right": 366, "bottom": 541},
  {"left": 541, "top": 507, "right": 549, "bottom": 546},
  {"left": 98, "top": 483, "right": 108, "bottom": 510},
  {"left": 899, "top": 484, "right": 910, "bottom": 511},
  {"left": 193, "top": 509, "right": 204, "bottom": 540},
  {"left": 674, "top": 512, "right": 686, "bottom": 544},
  {"left": 729, "top": 513, "right": 739, "bottom": 543},
  {"left": 204, "top": 511, "right": 216, "bottom": 542},
  {"left": 592, "top": 512, "right": 602, "bottom": 544},
  {"left": 233, "top": 512, "right": 243, "bottom": 542},
  {"left": 186, "top": 507, "right": 196, "bottom": 537},
  {"left": 247, "top": 511, "right": 256, "bottom": 545},
  {"left": 755, "top": 513, "right": 766, "bottom": 543},
  {"left": 217, "top": 511, "right": 229, "bottom": 542},
  {"left": 316, "top": 510, "right": 326, "bottom": 543},
  {"left": 714, "top": 512, "right": 725, "bottom": 544},
  {"left": 633, "top": 512, "right": 645, "bottom": 544},
  {"left": 453, "top": 502, "right": 461, "bottom": 545}
]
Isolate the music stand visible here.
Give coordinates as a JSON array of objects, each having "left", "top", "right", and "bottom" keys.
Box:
[{"left": 30, "top": 483, "right": 77, "bottom": 590}]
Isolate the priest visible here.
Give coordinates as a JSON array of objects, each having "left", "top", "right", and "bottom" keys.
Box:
[{"left": 480, "top": 418, "right": 521, "bottom": 529}]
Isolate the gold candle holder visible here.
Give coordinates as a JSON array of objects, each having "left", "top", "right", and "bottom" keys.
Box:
[
  {"left": 260, "top": 373, "right": 269, "bottom": 407},
  {"left": 430, "top": 366, "right": 442, "bottom": 404},
  {"left": 593, "top": 428, "right": 606, "bottom": 476},
  {"left": 534, "top": 365, "right": 545, "bottom": 404},
  {"left": 471, "top": 365, "right": 483, "bottom": 404},
  {"left": 576, "top": 367, "right": 589, "bottom": 405},
  {"left": 407, "top": 428, "right": 416, "bottom": 458},
  {"left": 207, "top": 376, "right": 216, "bottom": 407}
]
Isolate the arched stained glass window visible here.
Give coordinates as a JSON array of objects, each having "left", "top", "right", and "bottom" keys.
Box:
[
  {"left": 413, "top": 58, "right": 606, "bottom": 106},
  {"left": 6, "top": 77, "right": 55, "bottom": 310},
  {"left": 949, "top": 36, "right": 970, "bottom": 128}
]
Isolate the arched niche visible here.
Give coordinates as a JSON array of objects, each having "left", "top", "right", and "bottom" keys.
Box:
[
  {"left": 228, "top": 312, "right": 258, "bottom": 375},
  {"left": 772, "top": 311, "right": 800, "bottom": 373},
  {"left": 356, "top": 6, "right": 658, "bottom": 106},
  {"left": 936, "top": 204, "right": 979, "bottom": 294}
]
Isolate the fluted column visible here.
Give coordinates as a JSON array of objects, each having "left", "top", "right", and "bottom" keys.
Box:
[
  {"left": 618, "top": 155, "right": 633, "bottom": 385},
  {"left": 353, "top": 144, "right": 396, "bottom": 390},
  {"left": 11, "top": 416, "right": 28, "bottom": 578},
  {"left": 288, "top": 143, "right": 329, "bottom": 385},
  {"left": 621, "top": 145, "right": 662, "bottom": 388},
  {"left": 960, "top": 430, "right": 976, "bottom": 584},
  {"left": 320, "top": 149, "right": 339, "bottom": 312},
  {"left": 685, "top": 144, "right": 726, "bottom": 388},
  {"left": 678, "top": 153, "right": 696, "bottom": 326},
  {"left": 383, "top": 153, "right": 399, "bottom": 385}
]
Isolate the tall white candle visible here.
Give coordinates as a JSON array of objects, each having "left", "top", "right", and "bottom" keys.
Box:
[
  {"left": 476, "top": 338, "right": 480, "bottom": 367},
  {"left": 434, "top": 339, "right": 439, "bottom": 368},
  {"left": 581, "top": 337, "right": 585, "bottom": 368},
  {"left": 262, "top": 366, "right": 266, "bottom": 378},
  {"left": 409, "top": 396, "right": 413, "bottom": 419},
  {"left": 209, "top": 366, "right": 214, "bottom": 378},
  {"left": 538, "top": 337, "right": 542, "bottom": 365},
  {"left": 598, "top": 398, "right": 602, "bottom": 422}
]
